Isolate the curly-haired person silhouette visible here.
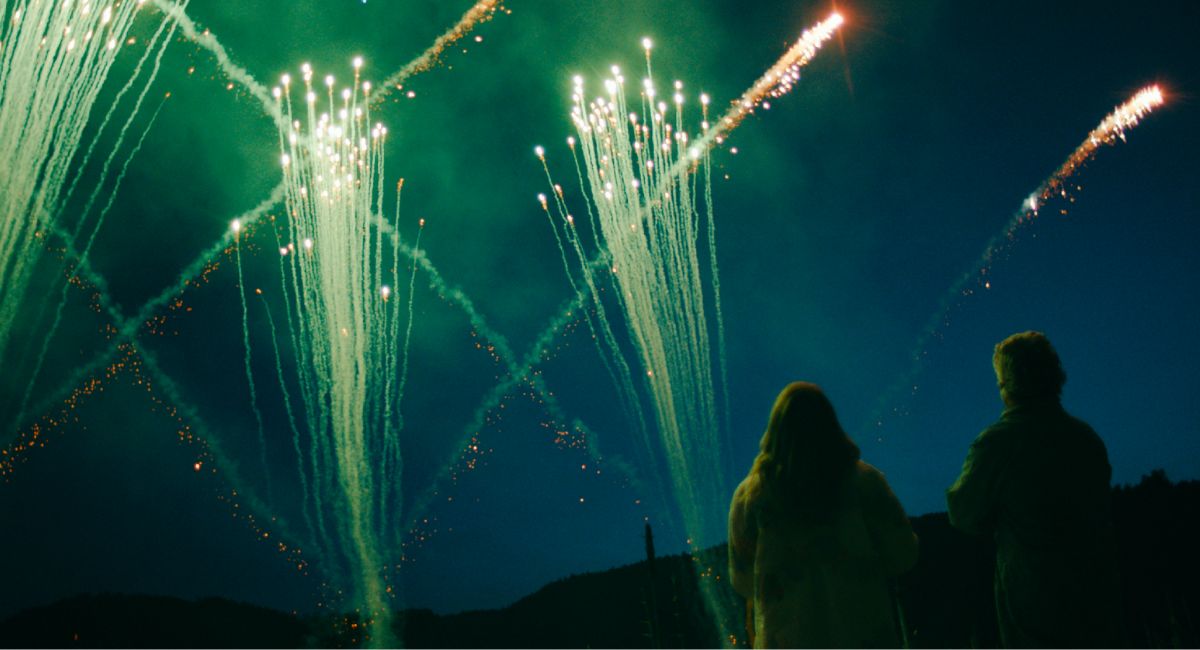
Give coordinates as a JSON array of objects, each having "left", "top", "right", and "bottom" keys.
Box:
[{"left": 948, "top": 331, "right": 1122, "bottom": 647}]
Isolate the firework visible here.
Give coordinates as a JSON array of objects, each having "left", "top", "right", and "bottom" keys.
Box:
[
  {"left": 530, "top": 14, "right": 844, "bottom": 642},
  {"left": 671, "top": 10, "right": 843, "bottom": 176},
  {"left": 262, "top": 60, "right": 403, "bottom": 646},
  {"left": 370, "top": 0, "right": 500, "bottom": 107},
  {"left": 0, "top": 0, "right": 178, "bottom": 430},
  {"left": 869, "top": 85, "right": 1166, "bottom": 435},
  {"left": 533, "top": 9, "right": 844, "bottom": 549}
]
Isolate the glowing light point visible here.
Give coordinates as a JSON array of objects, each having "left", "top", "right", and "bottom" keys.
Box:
[
  {"left": 380, "top": 286, "right": 391, "bottom": 300},
  {"left": 641, "top": 37, "right": 653, "bottom": 51},
  {"left": 353, "top": 56, "right": 363, "bottom": 69},
  {"left": 231, "top": 219, "right": 242, "bottom": 233},
  {"left": 534, "top": 145, "right": 545, "bottom": 158}
]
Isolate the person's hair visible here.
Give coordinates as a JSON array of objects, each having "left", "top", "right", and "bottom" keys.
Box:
[
  {"left": 750, "top": 382, "right": 860, "bottom": 520},
  {"left": 993, "top": 331, "right": 1066, "bottom": 403}
]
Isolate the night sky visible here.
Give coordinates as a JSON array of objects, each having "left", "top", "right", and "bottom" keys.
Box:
[{"left": 2, "top": 0, "right": 1198, "bottom": 621}]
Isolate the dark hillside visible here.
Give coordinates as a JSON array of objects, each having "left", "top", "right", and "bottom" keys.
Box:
[{"left": 3, "top": 472, "right": 1197, "bottom": 648}]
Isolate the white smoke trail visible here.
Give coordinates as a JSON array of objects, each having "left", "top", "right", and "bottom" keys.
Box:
[
  {"left": 0, "top": 0, "right": 169, "bottom": 397},
  {"left": 234, "top": 225, "right": 273, "bottom": 506}
]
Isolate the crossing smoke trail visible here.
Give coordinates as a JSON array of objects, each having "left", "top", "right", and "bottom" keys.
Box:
[
  {"left": 866, "top": 85, "right": 1165, "bottom": 436},
  {"left": 14, "top": 184, "right": 286, "bottom": 441}
]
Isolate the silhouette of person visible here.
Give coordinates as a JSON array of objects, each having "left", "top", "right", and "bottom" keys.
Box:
[
  {"left": 729, "top": 382, "right": 918, "bottom": 648},
  {"left": 948, "top": 331, "right": 1121, "bottom": 647}
]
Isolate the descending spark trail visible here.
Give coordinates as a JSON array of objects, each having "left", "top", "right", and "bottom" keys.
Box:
[
  {"left": 14, "top": 95, "right": 171, "bottom": 438},
  {"left": 542, "top": 65, "right": 737, "bottom": 639},
  {"left": 369, "top": 0, "right": 499, "bottom": 107},
  {"left": 267, "top": 62, "right": 402, "bottom": 646},
  {"left": 552, "top": 61, "right": 726, "bottom": 550},
  {"left": 867, "top": 85, "right": 1165, "bottom": 435},
  {"left": 14, "top": 6, "right": 181, "bottom": 435},
  {"left": 537, "top": 10, "right": 844, "bottom": 551},
  {"left": 234, "top": 222, "right": 272, "bottom": 507},
  {"left": 0, "top": 0, "right": 170, "bottom": 420},
  {"left": 533, "top": 16, "right": 843, "bottom": 641}
]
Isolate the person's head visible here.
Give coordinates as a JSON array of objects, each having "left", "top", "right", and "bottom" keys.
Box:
[
  {"left": 753, "top": 382, "right": 860, "bottom": 515},
  {"left": 992, "top": 331, "right": 1066, "bottom": 406}
]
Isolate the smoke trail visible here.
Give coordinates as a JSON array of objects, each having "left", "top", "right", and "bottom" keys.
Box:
[
  {"left": 58, "top": 4, "right": 183, "bottom": 217},
  {"left": 535, "top": 158, "right": 653, "bottom": 455},
  {"left": 149, "top": 0, "right": 286, "bottom": 129},
  {"left": 865, "top": 86, "right": 1165, "bottom": 436},
  {"left": 257, "top": 289, "right": 329, "bottom": 569},
  {"left": 370, "top": 0, "right": 499, "bottom": 107},
  {"left": 15, "top": 183, "right": 286, "bottom": 441},
  {"left": 15, "top": 95, "right": 171, "bottom": 434},
  {"left": 397, "top": 218, "right": 421, "bottom": 426},
  {"left": 134, "top": 343, "right": 306, "bottom": 549},
  {"left": 702, "top": 143, "right": 733, "bottom": 474},
  {"left": 14, "top": 6, "right": 182, "bottom": 431},
  {"left": 235, "top": 226, "right": 273, "bottom": 507},
  {"left": 0, "top": 0, "right": 166, "bottom": 396}
]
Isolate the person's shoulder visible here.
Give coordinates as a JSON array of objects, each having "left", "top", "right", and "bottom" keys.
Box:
[
  {"left": 853, "top": 460, "right": 891, "bottom": 492},
  {"left": 1062, "top": 410, "right": 1109, "bottom": 452},
  {"left": 733, "top": 472, "right": 763, "bottom": 505},
  {"left": 973, "top": 416, "right": 1013, "bottom": 446},
  {"left": 1063, "top": 410, "right": 1098, "bottom": 434},
  {"left": 856, "top": 459, "right": 883, "bottom": 479}
]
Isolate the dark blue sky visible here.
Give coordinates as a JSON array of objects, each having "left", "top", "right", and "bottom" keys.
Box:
[{"left": 2, "top": 0, "right": 1197, "bottom": 618}]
